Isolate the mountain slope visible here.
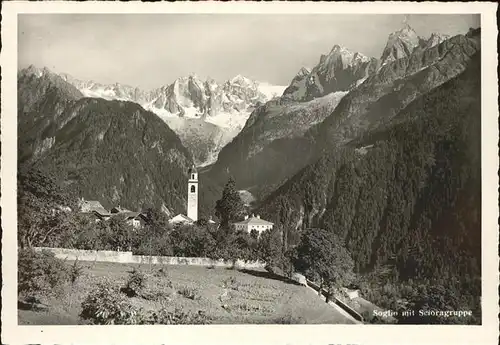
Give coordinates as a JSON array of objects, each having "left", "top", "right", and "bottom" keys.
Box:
[
  {"left": 258, "top": 52, "right": 481, "bottom": 313},
  {"left": 204, "top": 28, "right": 480, "bottom": 203},
  {"left": 310, "top": 31, "right": 481, "bottom": 152},
  {"left": 18, "top": 66, "right": 84, "bottom": 163},
  {"left": 204, "top": 90, "right": 347, "bottom": 199},
  {"left": 18, "top": 68, "right": 203, "bottom": 215}
]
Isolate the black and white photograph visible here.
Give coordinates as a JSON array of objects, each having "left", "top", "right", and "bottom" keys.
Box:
[{"left": 1, "top": 2, "right": 499, "bottom": 345}]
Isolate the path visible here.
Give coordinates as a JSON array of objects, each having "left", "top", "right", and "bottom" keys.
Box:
[{"left": 305, "top": 285, "right": 363, "bottom": 324}]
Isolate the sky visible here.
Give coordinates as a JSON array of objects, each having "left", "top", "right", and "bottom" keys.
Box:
[{"left": 18, "top": 14, "right": 480, "bottom": 89}]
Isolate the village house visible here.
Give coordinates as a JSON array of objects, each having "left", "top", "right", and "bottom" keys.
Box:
[
  {"left": 109, "top": 205, "right": 147, "bottom": 228},
  {"left": 79, "top": 199, "right": 112, "bottom": 222},
  {"left": 113, "top": 211, "right": 148, "bottom": 229},
  {"left": 234, "top": 214, "right": 274, "bottom": 235},
  {"left": 110, "top": 205, "right": 131, "bottom": 214},
  {"left": 169, "top": 213, "right": 195, "bottom": 225},
  {"left": 79, "top": 199, "right": 146, "bottom": 228}
]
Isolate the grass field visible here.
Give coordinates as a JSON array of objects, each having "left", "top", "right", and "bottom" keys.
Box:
[{"left": 18, "top": 261, "right": 355, "bottom": 325}]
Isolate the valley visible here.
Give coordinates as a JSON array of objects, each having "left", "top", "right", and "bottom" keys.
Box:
[{"left": 17, "top": 20, "right": 482, "bottom": 325}]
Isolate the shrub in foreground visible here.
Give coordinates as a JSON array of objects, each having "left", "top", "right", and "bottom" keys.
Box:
[
  {"left": 177, "top": 286, "right": 200, "bottom": 300},
  {"left": 18, "top": 248, "right": 69, "bottom": 302},
  {"left": 146, "top": 308, "right": 210, "bottom": 325},
  {"left": 121, "top": 267, "right": 147, "bottom": 297},
  {"left": 80, "top": 283, "right": 141, "bottom": 325}
]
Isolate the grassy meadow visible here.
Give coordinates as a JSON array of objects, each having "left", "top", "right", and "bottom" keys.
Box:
[{"left": 18, "top": 261, "right": 354, "bottom": 325}]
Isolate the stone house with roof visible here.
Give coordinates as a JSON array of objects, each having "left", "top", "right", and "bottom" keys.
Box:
[
  {"left": 109, "top": 205, "right": 147, "bottom": 228},
  {"left": 233, "top": 214, "right": 274, "bottom": 236},
  {"left": 79, "top": 199, "right": 146, "bottom": 228},
  {"left": 169, "top": 213, "right": 194, "bottom": 225},
  {"left": 119, "top": 211, "right": 148, "bottom": 229},
  {"left": 79, "top": 199, "right": 112, "bottom": 221}
]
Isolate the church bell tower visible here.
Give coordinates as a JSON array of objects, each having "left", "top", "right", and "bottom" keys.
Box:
[{"left": 187, "top": 165, "right": 198, "bottom": 221}]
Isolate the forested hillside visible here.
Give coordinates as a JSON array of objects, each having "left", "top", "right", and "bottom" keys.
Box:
[
  {"left": 17, "top": 67, "right": 221, "bottom": 216},
  {"left": 258, "top": 53, "right": 481, "bottom": 321},
  {"left": 204, "top": 31, "right": 480, "bottom": 205}
]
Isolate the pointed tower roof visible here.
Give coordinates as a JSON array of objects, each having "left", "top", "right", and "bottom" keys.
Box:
[{"left": 188, "top": 164, "right": 198, "bottom": 174}]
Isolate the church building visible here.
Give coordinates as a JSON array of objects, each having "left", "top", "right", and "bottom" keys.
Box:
[
  {"left": 169, "top": 165, "right": 198, "bottom": 225},
  {"left": 187, "top": 165, "right": 198, "bottom": 221}
]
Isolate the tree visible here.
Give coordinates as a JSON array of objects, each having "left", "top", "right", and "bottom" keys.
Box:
[
  {"left": 257, "top": 228, "right": 295, "bottom": 277},
  {"left": 143, "top": 208, "right": 171, "bottom": 235},
  {"left": 17, "top": 168, "right": 77, "bottom": 248},
  {"left": 231, "top": 230, "right": 254, "bottom": 262},
  {"left": 258, "top": 228, "right": 283, "bottom": 265},
  {"left": 293, "top": 228, "right": 354, "bottom": 299},
  {"left": 73, "top": 214, "right": 101, "bottom": 250},
  {"left": 214, "top": 177, "right": 245, "bottom": 228},
  {"left": 18, "top": 248, "right": 69, "bottom": 304},
  {"left": 133, "top": 208, "right": 174, "bottom": 259},
  {"left": 53, "top": 212, "right": 96, "bottom": 249},
  {"left": 195, "top": 218, "right": 208, "bottom": 227},
  {"left": 106, "top": 215, "right": 134, "bottom": 251},
  {"left": 170, "top": 224, "right": 215, "bottom": 257}
]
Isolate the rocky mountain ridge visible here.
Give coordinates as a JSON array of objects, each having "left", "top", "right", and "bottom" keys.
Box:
[
  {"left": 282, "top": 26, "right": 455, "bottom": 103},
  {"left": 57, "top": 70, "right": 286, "bottom": 166},
  {"left": 17, "top": 67, "right": 207, "bottom": 216},
  {"left": 204, "top": 26, "right": 480, "bottom": 204}
]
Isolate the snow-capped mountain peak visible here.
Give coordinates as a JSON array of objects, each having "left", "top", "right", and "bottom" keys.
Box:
[
  {"left": 230, "top": 74, "right": 253, "bottom": 85},
  {"left": 381, "top": 24, "right": 421, "bottom": 65},
  {"left": 59, "top": 70, "right": 286, "bottom": 167}
]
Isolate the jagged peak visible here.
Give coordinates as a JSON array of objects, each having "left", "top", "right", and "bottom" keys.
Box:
[
  {"left": 390, "top": 23, "right": 418, "bottom": 38},
  {"left": 329, "top": 44, "right": 353, "bottom": 55},
  {"left": 188, "top": 72, "right": 201, "bottom": 80},
  {"left": 381, "top": 24, "right": 421, "bottom": 63},
  {"left": 230, "top": 74, "right": 253, "bottom": 85},
  {"left": 425, "top": 32, "right": 451, "bottom": 48},
  {"left": 20, "top": 64, "right": 52, "bottom": 78},
  {"left": 317, "top": 44, "right": 372, "bottom": 69},
  {"left": 385, "top": 24, "right": 420, "bottom": 48},
  {"left": 428, "top": 32, "right": 450, "bottom": 40},
  {"left": 353, "top": 52, "right": 370, "bottom": 62},
  {"left": 296, "top": 67, "right": 311, "bottom": 78}
]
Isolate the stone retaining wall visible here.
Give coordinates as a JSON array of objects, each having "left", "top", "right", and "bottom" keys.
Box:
[
  {"left": 34, "top": 247, "right": 133, "bottom": 263},
  {"left": 33, "top": 247, "right": 266, "bottom": 269}
]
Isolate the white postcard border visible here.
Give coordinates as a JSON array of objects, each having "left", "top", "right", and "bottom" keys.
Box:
[{"left": 1, "top": 2, "right": 498, "bottom": 345}]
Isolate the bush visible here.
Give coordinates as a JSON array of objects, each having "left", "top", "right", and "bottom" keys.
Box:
[
  {"left": 145, "top": 308, "right": 210, "bottom": 325},
  {"left": 18, "top": 249, "right": 69, "bottom": 301},
  {"left": 80, "top": 282, "right": 141, "bottom": 325},
  {"left": 68, "top": 259, "right": 85, "bottom": 285},
  {"left": 222, "top": 276, "right": 238, "bottom": 289},
  {"left": 140, "top": 289, "right": 173, "bottom": 301},
  {"left": 122, "top": 267, "right": 147, "bottom": 297},
  {"left": 177, "top": 286, "right": 200, "bottom": 300},
  {"left": 152, "top": 267, "right": 173, "bottom": 283},
  {"left": 153, "top": 267, "right": 169, "bottom": 278}
]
